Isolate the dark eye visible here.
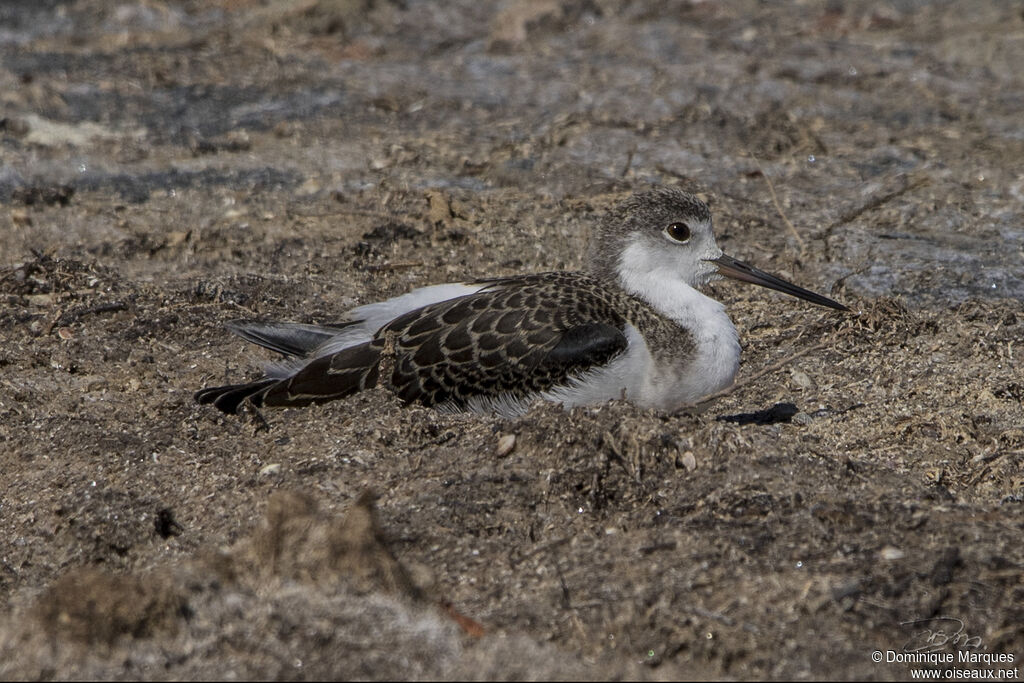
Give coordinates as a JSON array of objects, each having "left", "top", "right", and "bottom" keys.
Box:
[{"left": 665, "top": 222, "right": 691, "bottom": 243}]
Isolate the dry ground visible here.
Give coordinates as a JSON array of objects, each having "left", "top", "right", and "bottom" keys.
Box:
[{"left": 1, "top": 1, "right": 1022, "bottom": 680}]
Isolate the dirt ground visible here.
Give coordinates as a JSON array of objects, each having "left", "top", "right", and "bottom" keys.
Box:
[{"left": 1, "top": 1, "right": 1022, "bottom": 680}]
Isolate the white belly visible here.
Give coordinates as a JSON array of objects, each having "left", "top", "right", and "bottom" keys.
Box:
[{"left": 541, "top": 318, "right": 740, "bottom": 413}]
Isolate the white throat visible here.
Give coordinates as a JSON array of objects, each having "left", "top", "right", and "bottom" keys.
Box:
[{"left": 615, "top": 242, "right": 742, "bottom": 405}]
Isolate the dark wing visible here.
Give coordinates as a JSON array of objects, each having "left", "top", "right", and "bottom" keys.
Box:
[
  {"left": 194, "top": 378, "right": 278, "bottom": 414},
  {"left": 377, "top": 272, "right": 630, "bottom": 408},
  {"left": 259, "top": 339, "right": 381, "bottom": 407},
  {"left": 194, "top": 320, "right": 361, "bottom": 413},
  {"left": 196, "top": 272, "right": 631, "bottom": 414},
  {"left": 196, "top": 339, "right": 381, "bottom": 413}
]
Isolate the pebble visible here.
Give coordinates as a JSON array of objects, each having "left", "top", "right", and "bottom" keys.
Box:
[
  {"left": 259, "top": 463, "right": 282, "bottom": 477},
  {"left": 680, "top": 451, "right": 697, "bottom": 471},
  {"left": 880, "top": 546, "right": 905, "bottom": 561},
  {"left": 496, "top": 433, "right": 516, "bottom": 457},
  {"left": 790, "top": 368, "right": 815, "bottom": 390}
]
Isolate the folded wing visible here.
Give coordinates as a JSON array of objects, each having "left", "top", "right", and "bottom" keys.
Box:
[{"left": 196, "top": 273, "right": 630, "bottom": 414}]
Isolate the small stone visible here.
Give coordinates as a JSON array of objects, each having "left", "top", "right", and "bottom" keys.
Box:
[
  {"left": 166, "top": 230, "right": 191, "bottom": 246},
  {"left": 259, "top": 463, "right": 282, "bottom": 477},
  {"left": 880, "top": 546, "right": 904, "bottom": 561},
  {"left": 680, "top": 451, "right": 697, "bottom": 471},
  {"left": 790, "top": 368, "right": 815, "bottom": 390},
  {"left": 496, "top": 434, "right": 516, "bottom": 457},
  {"left": 405, "top": 561, "right": 436, "bottom": 593}
]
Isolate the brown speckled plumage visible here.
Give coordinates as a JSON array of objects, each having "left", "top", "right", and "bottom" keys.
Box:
[{"left": 197, "top": 270, "right": 692, "bottom": 413}]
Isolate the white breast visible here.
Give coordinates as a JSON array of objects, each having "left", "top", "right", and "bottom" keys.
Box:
[
  {"left": 540, "top": 300, "right": 739, "bottom": 413},
  {"left": 615, "top": 257, "right": 742, "bottom": 410}
]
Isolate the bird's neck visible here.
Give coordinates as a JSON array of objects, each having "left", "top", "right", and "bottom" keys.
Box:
[
  {"left": 613, "top": 260, "right": 741, "bottom": 405},
  {"left": 618, "top": 266, "right": 725, "bottom": 330},
  {"left": 609, "top": 241, "right": 716, "bottom": 325}
]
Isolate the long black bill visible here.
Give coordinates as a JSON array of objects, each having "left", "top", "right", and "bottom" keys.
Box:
[{"left": 709, "top": 254, "right": 849, "bottom": 311}]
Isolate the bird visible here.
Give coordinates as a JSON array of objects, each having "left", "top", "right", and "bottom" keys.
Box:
[{"left": 195, "top": 187, "right": 847, "bottom": 418}]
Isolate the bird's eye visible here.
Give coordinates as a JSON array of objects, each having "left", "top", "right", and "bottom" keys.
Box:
[{"left": 665, "top": 222, "right": 691, "bottom": 243}]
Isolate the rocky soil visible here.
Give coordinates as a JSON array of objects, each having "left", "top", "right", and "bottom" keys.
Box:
[{"left": 1, "top": 1, "right": 1022, "bottom": 679}]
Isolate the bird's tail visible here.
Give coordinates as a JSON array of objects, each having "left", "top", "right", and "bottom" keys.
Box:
[
  {"left": 195, "top": 341, "right": 382, "bottom": 414},
  {"left": 225, "top": 320, "right": 357, "bottom": 357},
  {"left": 194, "top": 378, "right": 278, "bottom": 414}
]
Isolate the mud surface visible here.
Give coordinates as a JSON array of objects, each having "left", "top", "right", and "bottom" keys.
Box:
[{"left": 1, "top": 1, "right": 1022, "bottom": 680}]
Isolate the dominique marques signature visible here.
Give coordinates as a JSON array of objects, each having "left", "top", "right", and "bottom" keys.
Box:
[{"left": 901, "top": 617, "right": 984, "bottom": 653}]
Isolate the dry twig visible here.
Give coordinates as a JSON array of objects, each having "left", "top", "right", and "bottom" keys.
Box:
[{"left": 750, "top": 152, "right": 806, "bottom": 256}]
